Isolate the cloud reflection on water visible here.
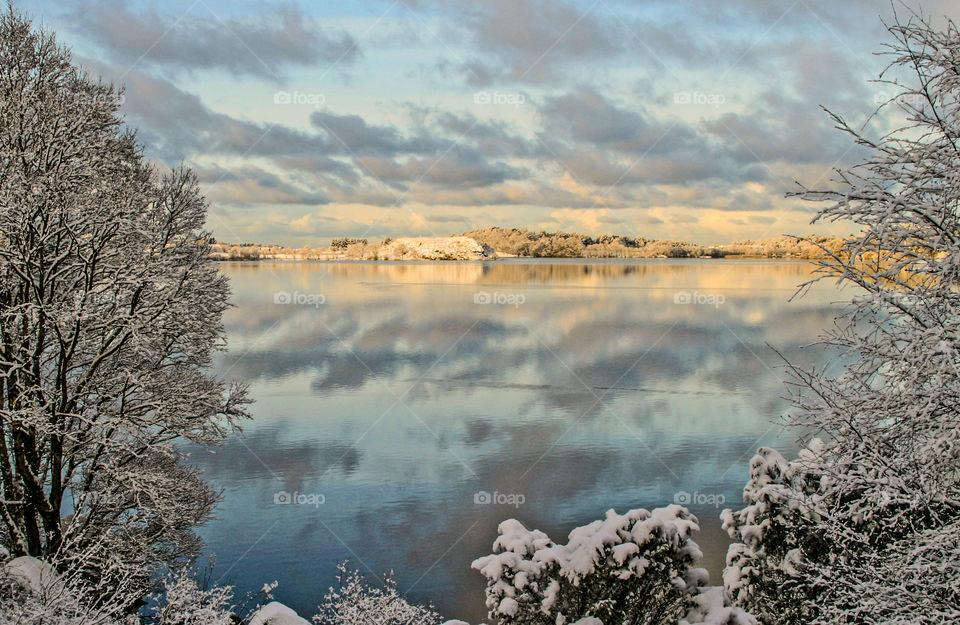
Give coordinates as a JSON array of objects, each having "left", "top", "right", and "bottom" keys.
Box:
[{"left": 192, "top": 259, "right": 840, "bottom": 621}]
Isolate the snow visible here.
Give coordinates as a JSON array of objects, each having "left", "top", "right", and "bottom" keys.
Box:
[
  {"left": 498, "top": 597, "right": 519, "bottom": 616},
  {"left": 377, "top": 236, "right": 494, "bottom": 260},
  {"left": 248, "top": 601, "right": 311, "bottom": 625},
  {"left": 536, "top": 506, "right": 700, "bottom": 582},
  {"left": 779, "top": 549, "right": 804, "bottom": 576},
  {"left": 3, "top": 556, "right": 64, "bottom": 595},
  {"left": 474, "top": 505, "right": 709, "bottom": 624},
  {"left": 611, "top": 542, "right": 639, "bottom": 565},
  {"left": 680, "top": 587, "right": 757, "bottom": 625}
]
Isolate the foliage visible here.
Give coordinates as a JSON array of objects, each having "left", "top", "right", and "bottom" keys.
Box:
[
  {"left": 722, "top": 9, "right": 960, "bottom": 624},
  {"left": 472, "top": 506, "right": 722, "bottom": 625},
  {"left": 0, "top": 6, "right": 248, "bottom": 611},
  {"left": 147, "top": 570, "right": 237, "bottom": 625},
  {"left": 315, "top": 562, "right": 441, "bottom": 625},
  {"left": 462, "top": 227, "right": 833, "bottom": 259},
  {"left": 719, "top": 446, "right": 830, "bottom": 625},
  {"left": 464, "top": 227, "right": 641, "bottom": 257},
  {"left": 0, "top": 556, "right": 248, "bottom": 625},
  {"left": 722, "top": 235, "right": 845, "bottom": 259},
  {"left": 330, "top": 238, "right": 368, "bottom": 251},
  {"left": 0, "top": 557, "right": 111, "bottom": 625}
]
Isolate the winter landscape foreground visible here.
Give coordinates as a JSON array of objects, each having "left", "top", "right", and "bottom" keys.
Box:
[{"left": 1, "top": 3, "right": 960, "bottom": 625}]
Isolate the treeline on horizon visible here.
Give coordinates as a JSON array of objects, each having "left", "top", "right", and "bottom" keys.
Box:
[
  {"left": 462, "top": 227, "right": 843, "bottom": 259},
  {"left": 208, "top": 227, "right": 845, "bottom": 260}
]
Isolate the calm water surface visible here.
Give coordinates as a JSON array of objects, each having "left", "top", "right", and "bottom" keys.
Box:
[{"left": 190, "top": 259, "right": 841, "bottom": 621}]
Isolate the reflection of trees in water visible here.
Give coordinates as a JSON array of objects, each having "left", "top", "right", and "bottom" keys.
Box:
[
  {"left": 221, "top": 258, "right": 816, "bottom": 288},
  {"left": 216, "top": 262, "right": 838, "bottom": 407}
]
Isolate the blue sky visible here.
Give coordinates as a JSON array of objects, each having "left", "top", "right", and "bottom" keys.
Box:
[{"left": 21, "top": 0, "right": 960, "bottom": 245}]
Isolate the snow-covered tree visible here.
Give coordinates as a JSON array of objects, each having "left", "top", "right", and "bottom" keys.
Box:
[
  {"left": 723, "top": 9, "right": 960, "bottom": 624},
  {"left": 314, "top": 562, "right": 441, "bottom": 625},
  {"left": 472, "top": 506, "right": 723, "bottom": 625},
  {"left": 0, "top": 5, "right": 247, "bottom": 611}
]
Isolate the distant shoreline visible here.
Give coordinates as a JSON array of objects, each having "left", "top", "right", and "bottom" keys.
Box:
[
  {"left": 210, "top": 229, "right": 843, "bottom": 262},
  {"left": 214, "top": 255, "right": 814, "bottom": 262}
]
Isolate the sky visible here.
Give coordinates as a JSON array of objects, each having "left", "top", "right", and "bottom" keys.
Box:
[{"left": 21, "top": 0, "right": 960, "bottom": 246}]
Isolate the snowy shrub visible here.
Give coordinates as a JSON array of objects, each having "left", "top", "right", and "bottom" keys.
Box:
[
  {"left": 472, "top": 506, "right": 707, "bottom": 625},
  {"left": 719, "top": 446, "right": 830, "bottom": 625},
  {"left": 0, "top": 555, "right": 120, "bottom": 625},
  {"left": 0, "top": 556, "right": 251, "bottom": 625},
  {"left": 722, "top": 11, "right": 960, "bottom": 625},
  {"left": 250, "top": 601, "right": 312, "bottom": 625},
  {"left": 314, "top": 563, "right": 441, "bottom": 625},
  {"left": 679, "top": 587, "right": 756, "bottom": 625},
  {"left": 0, "top": 589, "right": 104, "bottom": 625},
  {"left": 148, "top": 569, "right": 236, "bottom": 625},
  {"left": 723, "top": 440, "right": 960, "bottom": 624}
]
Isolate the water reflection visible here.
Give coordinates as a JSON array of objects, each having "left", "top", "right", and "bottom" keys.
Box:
[{"left": 190, "top": 259, "right": 840, "bottom": 621}]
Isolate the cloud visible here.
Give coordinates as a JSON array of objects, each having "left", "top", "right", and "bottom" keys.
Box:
[
  {"left": 355, "top": 148, "right": 526, "bottom": 190},
  {"left": 48, "top": 0, "right": 956, "bottom": 245},
  {"left": 424, "top": 0, "right": 728, "bottom": 85},
  {"left": 198, "top": 164, "right": 329, "bottom": 207},
  {"left": 456, "top": 0, "right": 619, "bottom": 83},
  {"left": 77, "top": 57, "right": 339, "bottom": 164},
  {"left": 540, "top": 87, "right": 702, "bottom": 156},
  {"left": 69, "top": 1, "right": 360, "bottom": 79},
  {"left": 310, "top": 111, "right": 440, "bottom": 157},
  {"left": 430, "top": 111, "right": 541, "bottom": 159}
]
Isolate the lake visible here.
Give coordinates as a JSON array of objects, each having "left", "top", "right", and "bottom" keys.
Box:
[{"left": 190, "top": 258, "right": 841, "bottom": 621}]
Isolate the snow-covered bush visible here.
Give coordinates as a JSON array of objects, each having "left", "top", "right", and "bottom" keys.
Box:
[
  {"left": 472, "top": 506, "right": 708, "bottom": 625},
  {"left": 0, "top": 554, "right": 121, "bottom": 625},
  {"left": 314, "top": 563, "right": 441, "bottom": 625},
  {"left": 0, "top": 557, "right": 255, "bottom": 625},
  {"left": 148, "top": 569, "right": 236, "bottom": 625},
  {"left": 723, "top": 438, "right": 960, "bottom": 624},
  {"left": 723, "top": 10, "right": 960, "bottom": 625},
  {"left": 719, "top": 446, "right": 830, "bottom": 625},
  {"left": 680, "top": 587, "right": 756, "bottom": 625}
]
